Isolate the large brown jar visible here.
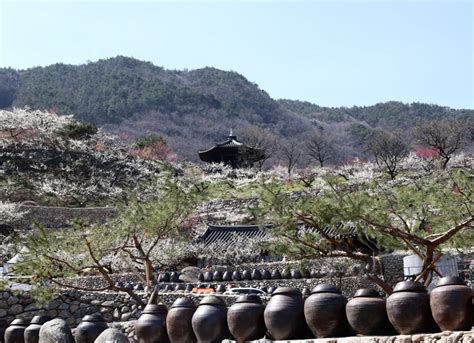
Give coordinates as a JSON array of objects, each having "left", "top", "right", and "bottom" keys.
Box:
[
  {"left": 4, "top": 319, "right": 28, "bottom": 343},
  {"left": 166, "top": 298, "right": 196, "bottom": 343},
  {"left": 346, "top": 288, "right": 389, "bottom": 335},
  {"left": 75, "top": 314, "right": 108, "bottom": 343},
  {"left": 135, "top": 304, "right": 168, "bottom": 343},
  {"left": 386, "top": 281, "right": 434, "bottom": 334},
  {"left": 227, "top": 295, "right": 266, "bottom": 343},
  {"left": 264, "top": 287, "right": 304, "bottom": 340},
  {"left": 24, "top": 316, "right": 50, "bottom": 343},
  {"left": 430, "top": 276, "right": 472, "bottom": 331},
  {"left": 304, "top": 284, "right": 349, "bottom": 338},
  {"left": 192, "top": 296, "right": 229, "bottom": 343}
]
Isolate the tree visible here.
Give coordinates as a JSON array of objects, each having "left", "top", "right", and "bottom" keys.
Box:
[
  {"left": 280, "top": 139, "right": 303, "bottom": 175},
  {"left": 414, "top": 120, "right": 469, "bottom": 169},
  {"left": 238, "top": 126, "right": 280, "bottom": 169},
  {"left": 307, "top": 131, "right": 335, "bottom": 167},
  {"left": 255, "top": 161, "right": 474, "bottom": 294},
  {"left": 366, "top": 131, "right": 410, "bottom": 179},
  {"left": 131, "top": 134, "right": 176, "bottom": 163},
  {"left": 14, "top": 168, "right": 210, "bottom": 305}
]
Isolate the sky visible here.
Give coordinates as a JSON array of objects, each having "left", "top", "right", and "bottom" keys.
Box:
[{"left": 0, "top": 0, "right": 473, "bottom": 109}]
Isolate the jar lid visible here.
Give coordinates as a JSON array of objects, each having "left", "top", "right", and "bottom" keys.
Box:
[
  {"left": 311, "top": 284, "right": 341, "bottom": 294},
  {"left": 435, "top": 276, "right": 467, "bottom": 287},
  {"left": 171, "top": 298, "right": 195, "bottom": 309},
  {"left": 142, "top": 304, "right": 168, "bottom": 314},
  {"left": 81, "top": 313, "right": 106, "bottom": 322},
  {"left": 393, "top": 281, "right": 427, "bottom": 293},
  {"left": 30, "top": 316, "right": 51, "bottom": 325},
  {"left": 235, "top": 294, "right": 262, "bottom": 304},
  {"left": 272, "top": 287, "right": 301, "bottom": 296},
  {"left": 198, "top": 295, "right": 226, "bottom": 306},
  {"left": 10, "top": 319, "right": 28, "bottom": 326},
  {"left": 353, "top": 288, "right": 380, "bottom": 298}
]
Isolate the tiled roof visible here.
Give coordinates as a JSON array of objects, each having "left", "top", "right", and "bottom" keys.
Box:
[{"left": 201, "top": 224, "right": 269, "bottom": 247}]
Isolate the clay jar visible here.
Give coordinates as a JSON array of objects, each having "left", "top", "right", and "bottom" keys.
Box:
[
  {"left": 231, "top": 271, "right": 241, "bottom": 281},
  {"left": 24, "top": 316, "right": 50, "bottom": 343},
  {"left": 241, "top": 270, "right": 252, "bottom": 280},
  {"left": 222, "top": 271, "right": 232, "bottom": 282},
  {"left": 203, "top": 272, "right": 213, "bottom": 282},
  {"left": 261, "top": 270, "right": 271, "bottom": 280},
  {"left": 346, "top": 288, "right": 389, "bottom": 335},
  {"left": 213, "top": 271, "right": 223, "bottom": 282},
  {"left": 227, "top": 295, "right": 266, "bottom": 343},
  {"left": 75, "top": 314, "right": 108, "bottom": 343},
  {"left": 135, "top": 304, "right": 168, "bottom": 343},
  {"left": 304, "top": 284, "right": 349, "bottom": 338},
  {"left": 264, "top": 287, "right": 304, "bottom": 340},
  {"left": 251, "top": 269, "right": 262, "bottom": 280},
  {"left": 430, "top": 276, "right": 472, "bottom": 331},
  {"left": 4, "top": 319, "right": 28, "bottom": 343},
  {"left": 270, "top": 270, "right": 281, "bottom": 280},
  {"left": 166, "top": 298, "right": 196, "bottom": 343},
  {"left": 192, "top": 296, "right": 229, "bottom": 343},
  {"left": 386, "top": 281, "right": 433, "bottom": 334}
]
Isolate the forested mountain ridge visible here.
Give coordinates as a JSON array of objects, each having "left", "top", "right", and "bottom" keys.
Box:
[{"left": 0, "top": 56, "right": 472, "bottom": 163}]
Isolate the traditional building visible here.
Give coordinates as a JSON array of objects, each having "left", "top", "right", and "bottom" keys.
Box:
[{"left": 198, "top": 130, "right": 265, "bottom": 168}]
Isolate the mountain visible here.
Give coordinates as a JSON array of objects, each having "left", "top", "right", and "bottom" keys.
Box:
[{"left": 1, "top": 56, "right": 472, "bottom": 164}]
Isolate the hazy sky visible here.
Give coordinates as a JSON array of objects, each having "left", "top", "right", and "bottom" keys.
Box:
[{"left": 1, "top": 0, "right": 472, "bottom": 109}]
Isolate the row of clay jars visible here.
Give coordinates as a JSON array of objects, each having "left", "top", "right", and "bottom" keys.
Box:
[
  {"left": 199, "top": 268, "right": 305, "bottom": 282},
  {"left": 4, "top": 316, "right": 51, "bottom": 343}
]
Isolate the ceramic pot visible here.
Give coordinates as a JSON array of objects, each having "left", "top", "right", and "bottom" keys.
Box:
[
  {"left": 267, "top": 287, "right": 275, "bottom": 294},
  {"left": 170, "top": 272, "right": 180, "bottom": 283},
  {"left": 302, "top": 288, "right": 311, "bottom": 299},
  {"left": 167, "top": 298, "right": 196, "bottom": 343},
  {"left": 135, "top": 304, "right": 168, "bottom": 343},
  {"left": 430, "top": 276, "right": 472, "bottom": 331},
  {"left": 198, "top": 274, "right": 204, "bottom": 282},
  {"left": 231, "top": 271, "right": 241, "bottom": 281},
  {"left": 222, "top": 271, "right": 232, "bottom": 282},
  {"left": 386, "top": 281, "right": 434, "bottom": 334},
  {"left": 192, "top": 296, "right": 229, "bottom": 343},
  {"left": 213, "top": 271, "right": 223, "bottom": 282},
  {"left": 204, "top": 272, "right": 213, "bottom": 282},
  {"left": 134, "top": 284, "right": 145, "bottom": 291},
  {"left": 241, "top": 270, "right": 252, "bottom": 280},
  {"left": 228, "top": 295, "right": 266, "bottom": 343},
  {"left": 185, "top": 284, "right": 194, "bottom": 292},
  {"left": 271, "top": 270, "right": 281, "bottom": 280},
  {"left": 281, "top": 269, "right": 291, "bottom": 279},
  {"left": 175, "top": 284, "right": 185, "bottom": 291},
  {"left": 24, "top": 316, "right": 50, "bottom": 343},
  {"left": 300, "top": 268, "right": 311, "bottom": 278},
  {"left": 304, "top": 284, "right": 349, "bottom": 338},
  {"left": 264, "top": 287, "right": 304, "bottom": 340},
  {"left": 215, "top": 285, "right": 226, "bottom": 293},
  {"left": 251, "top": 269, "right": 262, "bottom": 280},
  {"left": 261, "top": 270, "right": 271, "bottom": 280},
  {"left": 1, "top": 319, "right": 7, "bottom": 343},
  {"left": 346, "top": 288, "right": 389, "bottom": 335},
  {"left": 75, "top": 314, "right": 108, "bottom": 343},
  {"left": 160, "top": 273, "right": 171, "bottom": 283},
  {"left": 291, "top": 270, "right": 301, "bottom": 279},
  {"left": 5, "top": 319, "right": 28, "bottom": 343}
]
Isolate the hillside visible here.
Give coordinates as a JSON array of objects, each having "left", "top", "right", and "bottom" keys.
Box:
[{"left": 1, "top": 56, "right": 472, "bottom": 164}]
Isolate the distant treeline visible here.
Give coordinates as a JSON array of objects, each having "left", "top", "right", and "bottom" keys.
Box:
[{"left": 1, "top": 56, "right": 472, "bottom": 164}]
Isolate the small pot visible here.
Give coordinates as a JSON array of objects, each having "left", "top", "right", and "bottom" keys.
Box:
[
  {"left": 281, "top": 269, "right": 291, "bottom": 279},
  {"left": 264, "top": 287, "right": 304, "bottom": 340},
  {"left": 75, "top": 314, "right": 108, "bottom": 343},
  {"left": 170, "top": 272, "right": 180, "bottom": 283},
  {"left": 222, "top": 271, "right": 232, "bottom": 282},
  {"left": 185, "top": 284, "right": 194, "bottom": 292},
  {"left": 228, "top": 295, "right": 266, "bottom": 343},
  {"left": 204, "top": 272, "right": 213, "bottom": 282},
  {"left": 291, "top": 270, "right": 301, "bottom": 279},
  {"left": 213, "top": 271, "right": 223, "bottom": 282},
  {"left": 160, "top": 272, "right": 171, "bottom": 283},
  {"left": 271, "top": 270, "right": 281, "bottom": 280},
  {"left": 304, "top": 284, "right": 350, "bottom": 338},
  {"left": 167, "top": 298, "right": 196, "bottom": 343},
  {"left": 232, "top": 271, "right": 242, "bottom": 281},
  {"left": 241, "top": 270, "right": 252, "bottom": 280},
  {"left": 215, "top": 285, "right": 226, "bottom": 293},
  {"left": 261, "top": 270, "right": 271, "bottom": 280},
  {"left": 5, "top": 319, "right": 28, "bottom": 343},
  {"left": 24, "top": 316, "right": 50, "bottom": 343},
  {"left": 346, "top": 288, "right": 390, "bottom": 335},
  {"left": 198, "top": 274, "right": 204, "bottom": 282},
  {"left": 135, "top": 304, "right": 168, "bottom": 343},
  {"left": 430, "top": 276, "right": 472, "bottom": 331},
  {"left": 386, "top": 281, "right": 435, "bottom": 334},
  {"left": 192, "top": 296, "right": 229, "bottom": 343},
  {"left": 251, "top": 269, "right": 262, "bottom": 280}
]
